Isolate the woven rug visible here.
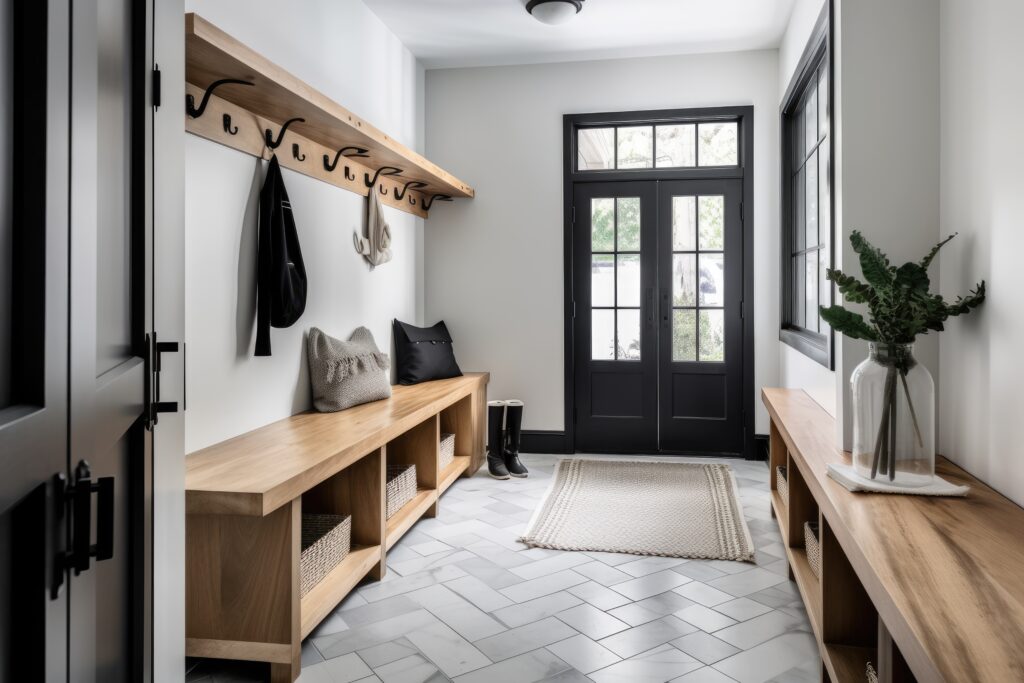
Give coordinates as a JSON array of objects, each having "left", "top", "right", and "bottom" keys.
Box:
[{"left": 520, "top": 459, "right": 755, "bottom": 561}]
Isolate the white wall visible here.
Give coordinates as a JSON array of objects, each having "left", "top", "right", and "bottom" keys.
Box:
[
  {"left": 938, "top": 0, "right": 1024, "bottom": 506},
  {"left": 776, "top": 0, "right": 838, "bottom": 417},
  {"left": 184, "top": 0, "right": 425, "bottom": 453},
  {"left": 424, "top": 50, "right": 780, "bottom": 433}
]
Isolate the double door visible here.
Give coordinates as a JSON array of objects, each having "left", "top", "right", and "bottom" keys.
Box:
[
  {"left": 573, "top": 179, "right": 745, "bottom": 455},
  {"left": 0, "top": 0, "right": 156, "bottom": 680}
]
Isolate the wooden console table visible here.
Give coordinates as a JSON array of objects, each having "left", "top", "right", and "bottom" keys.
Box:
[
  {"left": 185, "top": 373, "right": 488, "bottom": 682},
  {"left": 763, "top": 388, "right": 1024, "bottom": 682}
]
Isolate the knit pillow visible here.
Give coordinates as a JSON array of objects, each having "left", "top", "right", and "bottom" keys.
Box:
[{"left": 307, "top": 326, "right": 391, "bottom": 412}]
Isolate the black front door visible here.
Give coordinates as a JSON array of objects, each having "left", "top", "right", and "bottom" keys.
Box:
[
  {"left": 1, "top": 0, "right": 153, "bottom": 680},
  {"left": 573, "top": 179, "right": 745, "bottom": 455}
]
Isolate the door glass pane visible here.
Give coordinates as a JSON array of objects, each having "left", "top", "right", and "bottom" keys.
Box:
[
  {"left": 805, "top": 149, "right": 818, "bottom": 249},
  {"left": 591, "top": 309, "right": 615, "bottom": 360},
  {"left": 698, "top": 196, "right": 724, "bottom": 251},
  {"left": 616, "top": 254, "right": 640, "bottom": 307},
  {"left": 672, "top": 309, "right": 697, "bottom": 361},
  {"left": 697, "top": 122, "right": 738, "bottom": 166},
  {"left": 578, "top": 127, "right": 615, "bottom": 170},
  {"left": 591, "top": 198, "right": 615, "bottom": 251},
  {"left": 672, "top": 196, "right": 697, "bottom": 251},
  {"left": 699, "top": 310, "right": 725, "bottom": 361},
  {"left": 804, "top": 86, "right": 818, "bottom": 153},
  {"left": 616, "top": 197, "right": 640, "bottom": 251},
  {"left": 617, "top": 126, "right": 653, "bottom": 169},
  {"left": 673, "top": 254, "right": 696, "bottom": 306},
  {"left": 617, "top": 309, "right": 641, "bottom": 360},
  {"left": 805, "top": 250, "right": 819, "bottom": 332},
  {"left": 699, "top": 254, "right": 724, "bottom": 307},
  {"left": 591, "top": 254, "right": 614, "bottom": 306},
  {"left": 655, "top": 124, "right": 695, "bottom": 168}
]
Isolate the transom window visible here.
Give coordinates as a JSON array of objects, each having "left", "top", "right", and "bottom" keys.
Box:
[{"left": 577, "top": 122, "right": 738, "bottom": 171}]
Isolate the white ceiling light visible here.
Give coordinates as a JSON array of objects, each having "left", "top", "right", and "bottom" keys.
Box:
[{"left": 526, "top": 0, "right": 584, "bottom": 25}]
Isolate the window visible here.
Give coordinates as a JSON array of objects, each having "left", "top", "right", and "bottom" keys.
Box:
[
  {"left": 780, "top": 6, "right": 833, "bottom": 367},
  {"left": 577, "top": 123, "right": 738, "bottom": 171},
  {"left": 590, "top": 197, "right": 642, "bottom": 361}
]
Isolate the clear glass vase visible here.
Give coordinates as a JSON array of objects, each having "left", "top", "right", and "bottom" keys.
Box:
[{"left": 851, "top": 343, "right": 935, "bottom": 487}]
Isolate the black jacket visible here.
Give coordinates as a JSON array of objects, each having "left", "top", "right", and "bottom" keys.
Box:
[{"left": 255, "top": 155, "right": 307, "bottom": 356}]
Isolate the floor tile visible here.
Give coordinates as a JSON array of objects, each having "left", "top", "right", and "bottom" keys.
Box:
[
  {"left": 555, "top": 603, "right": 630, "bottom": 640},
  {"left": 673, "top": 582, "right": 737, "bottom": 607},
  {"left": 443, "top": 575, "right": 515, "bottom": 612},
  {"left": 409, "top": 540, "right": 455, "bottom": 556},
  {"left": 491, "top": 591, "right": 584, "bottom": 628},
  {"left": 499, "top": 569, "right": 587, "bottom": 603},
  {"left": 712, "top": 598, "right": 772, "bottom": 622},
  {"left": 672, "top": 562, "right": 728, "bottom": 583},
  {"left": 452, "top": 555, "right": 524, "bottom": 590},
  {"left": 670, "top": 666, "right": 739, "bottom": 682},
  {"left": 671, "top": 631, "right": 741, "bottom": 665},
  {"left": 616, "top": 556, "right": 687, "bottom": 577},
  {"left": 573, "top": 561, "right": 633, "bottom": 586},
  {"left": 510, "top": 551, "right": 592, "bottom": 580},
  {"left": 374, "top": 654, "right": 441, "bottom": 683},
  {"left": 473, "top": 617, "right": 578, "bottom": 662},
  {"left": 334, "top": 596, "right": 421, "bottom": 630},
  {"left": 675, "top": 604, "right": 738, "bottom": 633},
  {"left": 707, "top": 568, "right": 788, "bottom": 598},
  {"left": 359, "top": 565, "right": 469, "bottom": 603},
  {"left": 611, "top": 570, "right": 691, "bottom": 601},
  {"left": 567, "top": 581, "right": 633, "bottom": 611},
  {"left": 597, "top": 616, "right": 697, "bottom": 659},
  {"left": 358, "top": 638, "right": 420, "bottom": 668},
  {"left": 404, "top": 621, "right": 491, "bottom": 677},
  {"left": 546, "top": 634, "right": 621, "bottom": 674},
  {"left": 453, "top": 647, "right": 572, "bottom": 683},
  {"left": 712, "top": 632, "right": 819, "bottom": 683},
  {"left": 588, "top": 643, "right": 703, "bottom": 683},
  {"left": 314, "top": 610, "right": 438, "bottom": 659},
  {"left": 607, "top": 602, "right": 665, "bottom": 627},
  {"left": 297, "top": 653, "right": 373, "bottom": 683},
  {"left": 712, "top": 611, "right": 805, "bottom": 650}
]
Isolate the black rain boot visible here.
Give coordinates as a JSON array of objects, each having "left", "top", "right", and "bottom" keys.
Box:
[
  {"left": 486, "top": 401, "right": 510, "bottom": 480},
  {"left": 503, "top": 400, "right": 529, "bottom": 478}
]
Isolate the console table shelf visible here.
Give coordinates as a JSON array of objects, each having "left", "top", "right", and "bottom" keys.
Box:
[
  {"left": 763, "top": 387, "right": 1024, "bottom": 683},
  {"left": 186, "top": 374, "right": 488, "bottom": 682}
]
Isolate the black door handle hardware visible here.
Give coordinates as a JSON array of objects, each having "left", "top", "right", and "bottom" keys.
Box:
[
  {"left": 645, "top": 288, "right": 654, "bottom": 326},
  {"left": 146, "top": 333, "right": 182, "bottom": 429},
  {"left": 64, "top": 461, "right": 115, "bottom": 575},
  {"left": 661, "top": 290, "right": 671, "bottom": 328}
]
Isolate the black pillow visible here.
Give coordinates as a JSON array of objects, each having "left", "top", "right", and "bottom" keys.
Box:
[{"left": 393, "top": 319, "right": 463, "bottom": 385}]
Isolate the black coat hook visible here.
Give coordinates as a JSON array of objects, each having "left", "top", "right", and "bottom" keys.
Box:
[
  {"left": 323, "top": 146, "right": 371, "bottom": 172},
  {"left": 222, "top": 113, "right": 238, "bottom": 135},
  {"left": 409, "top": 195, "right": 417, "bottom": 206},
  {"left": 265, "top": 117, "right": 305, "bottom": 150},
  {"left": 345, "top": 166, "right": 356, "bottom": 182},
  {"left": 186, "top": 78, "right": 254, "bottom": 118},
  {"left": 292, "top": 143, "right": 306, "bottom": 161},
  {"left": 422, "top": 194, "right": 453, "bottom": 211},
  {"left": 364, "top": 166, "right": 403, "bottom": 188},
  {"left": 395, "top": 180, "right": 428, "bottom": 201},
  {"left": 379, "top": 185, "right": 388, "bottom": 196}
]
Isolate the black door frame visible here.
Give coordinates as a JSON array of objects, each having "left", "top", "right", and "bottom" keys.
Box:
[{"left": 562, "top": 106, "right": 756, "bottom": 459}]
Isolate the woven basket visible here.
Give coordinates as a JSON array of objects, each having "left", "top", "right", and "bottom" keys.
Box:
[
  {"left": 777, "top": 466, "right": 789, "bottom": 507},
  {"left": 805, "top": 521, "right": 821, "bottom": 580},
  {"left": 440, "top": 433, "right": 456, "bottom": 470},
  {"left": 300, "top": 513, "right": 351, "bottom": 597},
  {"left": 866, "top": 662, "right": 878, "bottom": 683},
  {"left": 386, "top": 463, "right": 418, "bottom": 519}
]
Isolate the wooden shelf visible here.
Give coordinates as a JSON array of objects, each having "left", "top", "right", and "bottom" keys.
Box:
[
  {"left": 439, "top": 455, "right": 471, "bottom": 493},
  {"left": 824, "top": 644, "right": 875, "bottom": 683},
  {"left": 386, "top": 489, "right": 436, "bottom": 550},
  {"left": 300, "top": 545, "right": 381, "bottom": 638},
  {"left": 184, "top": 13, "right": 473, "bottom": 218}
]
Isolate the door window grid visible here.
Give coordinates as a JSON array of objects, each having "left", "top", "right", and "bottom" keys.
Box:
[
  {"left": 672, "top": 195, "right": 726, "bottom": 363},
  {"left": 591, "top": 197, "right": 642, "bottom": 361}
]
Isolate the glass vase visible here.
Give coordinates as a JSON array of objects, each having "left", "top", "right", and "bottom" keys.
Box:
[{"left": 851, "top": 343, "right": 934, "bottom": 487}]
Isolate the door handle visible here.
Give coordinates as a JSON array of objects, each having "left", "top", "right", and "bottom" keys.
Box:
[
  {"left": 65, "top": 460, "right": 115, "bottom": 574},
  {"left": 661, "top": 289, "right": 671, "bottom": 329},
  {"left": 645, "top": 288, "right": 654, "bottom": 327}
]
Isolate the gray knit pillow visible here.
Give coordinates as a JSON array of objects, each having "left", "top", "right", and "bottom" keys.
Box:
[{"left": 307, "top": 326, "right": 391, "bottom": 412}]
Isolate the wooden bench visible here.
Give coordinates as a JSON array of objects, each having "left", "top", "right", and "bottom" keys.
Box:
[
  {"left": 185, "top": 373, "right": 488, "bottom": 682},
  {"left": 763, "top": 388, "right": 1024, "bottom": 682}
]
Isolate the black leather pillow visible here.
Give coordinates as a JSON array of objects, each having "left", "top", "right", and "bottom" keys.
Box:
[{"left": 393, "top": 319, "right": 463, "bottom": 385}]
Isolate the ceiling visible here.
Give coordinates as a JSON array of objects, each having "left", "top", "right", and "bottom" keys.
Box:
[{"left": 363, "top": 0, "right": 798, "bottom": 69}]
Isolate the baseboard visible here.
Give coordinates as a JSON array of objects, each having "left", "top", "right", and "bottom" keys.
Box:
[
  {"left": 752, "top": 433, "right": 769, "bottom": 461},
  {"left": 520, "top": 430, "right": 571, "bottom": 454}
]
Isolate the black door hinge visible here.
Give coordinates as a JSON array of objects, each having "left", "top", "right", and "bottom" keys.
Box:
[
  {"left": 152, "top": 65, "right": 161, "bottom": 110},
  {"left": 144, "top": 332, "right": 181, "bottom": 430}
]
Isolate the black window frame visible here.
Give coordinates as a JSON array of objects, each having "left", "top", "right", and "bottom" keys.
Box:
[{"left": 780, "top": 2, "right": 834, "bottom": 368}]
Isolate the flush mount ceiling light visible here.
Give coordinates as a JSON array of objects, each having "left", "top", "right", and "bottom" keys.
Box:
[{"left": 526, "top": 0, "right": 584, "bottom": 25}]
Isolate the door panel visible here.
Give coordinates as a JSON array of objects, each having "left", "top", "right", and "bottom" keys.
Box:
[
  {"left": 658, "top": 179, "right": 744, "bottom": 454},
  {"left": 573, "top": 182, "right": 657, "bottom": 452}
]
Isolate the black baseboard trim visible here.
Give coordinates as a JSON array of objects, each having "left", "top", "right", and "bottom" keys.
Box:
[
  {"left": 752, "top": 433, "right": 769, "bottom": 461},
  {"left": 520, "top": 430, "right": 571, "bottom": 454}
]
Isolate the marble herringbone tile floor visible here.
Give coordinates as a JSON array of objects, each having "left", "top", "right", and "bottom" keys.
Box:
[{"left": 187, "top": 454, "right": 818, "bottom": 683}]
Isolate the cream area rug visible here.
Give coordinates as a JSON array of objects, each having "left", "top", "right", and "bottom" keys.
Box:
[{"left": 520, "top": 458, "right": 755, "bottom": 562}]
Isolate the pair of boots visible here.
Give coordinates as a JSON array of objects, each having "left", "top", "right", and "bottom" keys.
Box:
[{"left": 487, "top": 400, "right": 529, "bottom": 480}]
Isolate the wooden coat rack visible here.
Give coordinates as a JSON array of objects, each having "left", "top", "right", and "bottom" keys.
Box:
[{"left": 184, "top": 14, "right": 474, "bottom": 218}]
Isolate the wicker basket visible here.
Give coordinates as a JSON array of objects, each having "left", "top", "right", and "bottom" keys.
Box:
[
  {"left": 386, "top": 463, "right": 418, "bottom": 519},
  {"left": 866, "top": 662, "right": 878, "bottom": 683},
  {"left": 440, "top": 433, "right": 456, "bottom": 470},
  {"left": 805, "top": 521, "right": 821, "bottom": 580},
  {"left": 300, "top": 513, "right": 351, "bottom": 597},
  {"left": 777, "top": 466, "right": 789, "bottom": 507}
]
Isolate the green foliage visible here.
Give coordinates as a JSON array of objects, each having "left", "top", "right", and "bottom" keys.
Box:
[{"left": 820, "top": 231, "right": 986, "bottom": 343}]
